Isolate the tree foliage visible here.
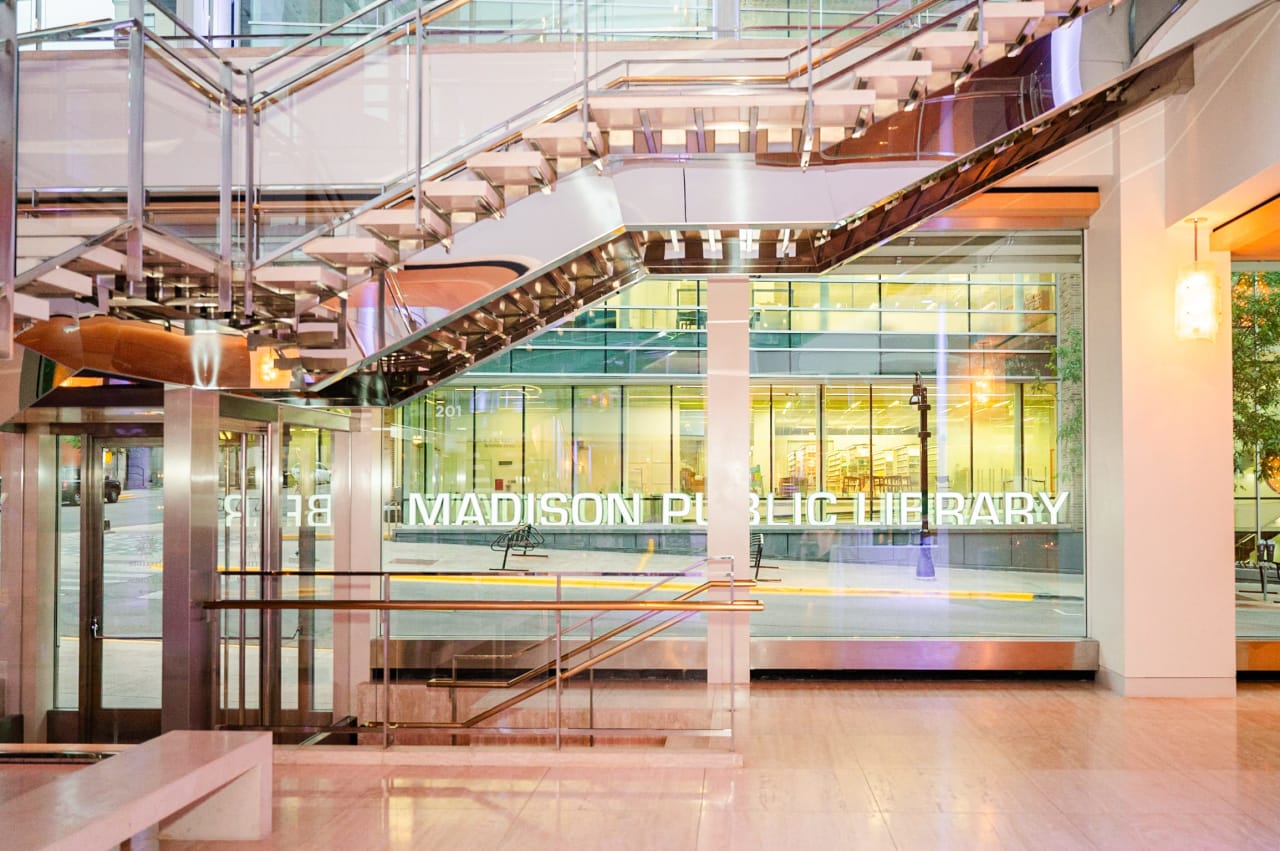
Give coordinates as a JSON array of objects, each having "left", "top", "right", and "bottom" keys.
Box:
[
  {"left": 1050, "top": 325, "right": 1084, "bottom": 449},
  {"left": 1232, "top": 271, "right": 1280, "bottom": 472}
]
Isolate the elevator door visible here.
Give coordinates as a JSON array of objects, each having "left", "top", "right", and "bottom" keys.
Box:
[{"left": 70, "top": 437, "right": 165, "bottom": 743}]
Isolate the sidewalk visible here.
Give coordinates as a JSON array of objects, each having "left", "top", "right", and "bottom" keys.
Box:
[{"left": 379, "top": 538, "right": 1085, "bottom": 604}]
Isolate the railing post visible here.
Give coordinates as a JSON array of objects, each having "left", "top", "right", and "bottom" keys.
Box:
[
  {"left": 723, "top": 556, "right": 737, "bottom": 750},
  {"left": 243, "top": 68, "right": 256, "bottom": 306},
  {"left": 554, "top": 575, "right": 563, "bottom": 750},
  {"left": 803, "top": 0, "right": 814, "bottom": 170},
  {"left": 218, "top": 62, "right": 234, "bottom": 316},
  {"left": 412, "top": 0, "right": 425, "bottom": 233},
  {"left": 0, "top": 0, "right": 16, "bottom": 361},
  {"left": 382, "top": 573, "right": 392, "bottom": 748},
  {"left": 581, "top": 0, "right": 589, "bottom": 143},
  {"left": 126, "top": 0, "right": 145, "bottom": 292}
]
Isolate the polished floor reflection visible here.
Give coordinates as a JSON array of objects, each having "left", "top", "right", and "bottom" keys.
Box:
[{"left": 11, "top": 679, "right": 1280, "bottom": 849}]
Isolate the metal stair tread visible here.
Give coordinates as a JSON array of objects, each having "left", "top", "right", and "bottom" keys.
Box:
[
  {"left": 301, "top": 236, "right": 397, "bottom": 267},
  {"left": 253, "top": 264, "right": 347, "bottom": 292},
  {"left": 356, "top": 207, "right": 449, "bottom": 241},
  {"left": 522, "top": 121, "right": 604, "bottom": 157},
  {"left": 466, "top": 150, "right": 554, "bottom": 187}
]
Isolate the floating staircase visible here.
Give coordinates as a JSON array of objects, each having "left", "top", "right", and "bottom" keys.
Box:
[{"left": 10, "top": 0, "right": 1160, "bottom": 403}]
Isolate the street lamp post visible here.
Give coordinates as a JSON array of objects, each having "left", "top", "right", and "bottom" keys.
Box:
[{"left": 910, "top": 373, "right": 935, "bottom": 580}]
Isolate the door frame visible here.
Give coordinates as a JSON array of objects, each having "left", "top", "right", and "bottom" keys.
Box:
[{"left": 57, "top": 429, "right": 165, "bottom": 743}]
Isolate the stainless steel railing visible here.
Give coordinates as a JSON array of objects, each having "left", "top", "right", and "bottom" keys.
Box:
[{"left": 205, "top": 563, "right": 758, "bottom": 748}]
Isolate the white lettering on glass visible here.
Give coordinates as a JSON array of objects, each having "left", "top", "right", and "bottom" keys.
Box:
[
  {"left": 307, "top": 495, "right": 331, "bottom": 528},
  {"left": 395, "top": 490, "right": 1071, "bottom": 528}
]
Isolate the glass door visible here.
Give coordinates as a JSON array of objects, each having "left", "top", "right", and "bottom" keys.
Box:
[
  {"left": 58, "top": 435, "right": 165, "bottom": 742},
  {"left": 216, "top": 429, "right": 267, "bottom": 726}
]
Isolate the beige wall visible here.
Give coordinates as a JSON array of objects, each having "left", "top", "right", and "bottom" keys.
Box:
[{"left": 1163, "top": 5, "right": 1280, "bottom": 224}]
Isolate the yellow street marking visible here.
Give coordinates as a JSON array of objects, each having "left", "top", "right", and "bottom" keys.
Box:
[
  {"left": 382, "top": 573, "right": 1037, "bottom": 602},
  {"left": 144, "top": 562, "right": 1039, "bottom": 604},
  {"left": 634, "top": 537, "right": 655, "bottom": 572}
]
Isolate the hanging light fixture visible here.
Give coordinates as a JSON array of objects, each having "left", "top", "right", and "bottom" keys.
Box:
[{"left": 1174, "top": 217, "right": 1220, "bottom": 341}]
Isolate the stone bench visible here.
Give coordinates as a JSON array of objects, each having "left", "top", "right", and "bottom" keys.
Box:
[{"left": 0, "top": 730, "right": 271, "bottom": 849}]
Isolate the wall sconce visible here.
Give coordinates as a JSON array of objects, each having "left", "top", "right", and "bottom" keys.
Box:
[{"left": 1174, "top": 217, "right": 1220, "bottom": 341}]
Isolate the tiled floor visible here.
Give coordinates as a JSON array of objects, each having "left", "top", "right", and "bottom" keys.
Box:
[{"left": 11, "top": 679, "right": 1280, "bottom": 849}]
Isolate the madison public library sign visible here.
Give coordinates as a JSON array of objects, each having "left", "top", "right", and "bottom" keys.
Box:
[{"left": 403, "top": 491, "right": 1070, "bottom": 528}]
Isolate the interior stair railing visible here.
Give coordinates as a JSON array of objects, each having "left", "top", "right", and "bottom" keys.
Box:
[
  {"left": 206, "top": 562, "right": 761, "bottom": 747},
  {"left": 5, "top": 0, "right": 1203, "bottom": 402}
]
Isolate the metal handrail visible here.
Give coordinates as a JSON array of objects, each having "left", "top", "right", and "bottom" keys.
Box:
[
  {"left": 251, "top": 0, "right": 955, "bottom": 110},
  {"left": 141, "top": 0, "right": 231, "bottom": 66},
  {"left": 209, "top": 581, "right": 759, "bottom": 736},
  {"left": 12, "top": 220, "right": 137, "bottom": 290},
  {"left": 139, "top": 26, "right": 237, "bottom": 106},
  {"left": 443, "top": 608, "right": 705, "bottom": 730},
  {"left": 215, "top": 567, "right": 700, "bottom": 578},
  {"left": 18, "top": 18, "right": 239, "bottom": 110},
  {"left": 253, "top": 0, "right": 474, "bottom": 108},
  {"left": 786, "top": 0, "right": 945, "bottom": 76},
  {"left": 440, "top": 578, "right": 746, "bottom": 689},
  {"left": 205, "top": 598, "right": 759, "bottom": 611},
  {"left": 15, "top": 19, "right": 114, "bottom": 44},
  {"left": 250, "top": 0, "right": 436, "bottom": 75},
  {"left": 252, "top": 0, "right": 971, "bottom": 266},
  {"left": 445, "top": 559, "right": 719, "bottom": 683}
]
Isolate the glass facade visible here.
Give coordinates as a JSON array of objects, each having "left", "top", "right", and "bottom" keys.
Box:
[
  {"left": 1233, "top": 268, "right": 1280, "bottom": 638},
  {"left": 384, "top": 230, "right": 1086, "bottom": 639}
]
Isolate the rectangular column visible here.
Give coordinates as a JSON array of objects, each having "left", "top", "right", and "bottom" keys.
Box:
[
  {"left": 1085, "top": 106, "right": 1235, "bottom": 696},
  {"left": 706, "top": 275, "right": 751, "bottom": 684},
  {"left": 331, "top": 410, "right": 379, "bottom": 719},
  {"left": 162, "top": 388, "right": 221, "bottom": 730},
  {"left": 11, "top": 429, "right": 56, "bottom": 740}
]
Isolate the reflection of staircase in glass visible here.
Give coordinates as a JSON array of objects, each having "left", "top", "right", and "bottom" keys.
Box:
[{"left": 11, "top": 0, "right": 1194, "bottom": 403}]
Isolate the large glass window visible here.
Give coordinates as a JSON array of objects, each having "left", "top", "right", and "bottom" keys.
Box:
[
  {"left": 674, "top": 385, "right": 706, "bottom": 494},
  {"left": 435, "top": 388, "right": 476, "bottom": 494},
  {"left": 624, "top": 386, "right": 673, "bottom": 497},
  {"left": 385, "top": 229, "right": 1085, "bottom": 641},
  {"left": 771, "top": 386, "right": 819, "bottom": 496},
  {"left": 526, "top": 386, "right": 572, "bottom": 494},
  {"left": 1233, "top": 268, "right": 1280, "bottom": 638},
  {"left": 573, "top": 386, "right": 622, "bottom": 494},
  {"left": 474, "top": 387, "right": 523, "bottom": 494},
  {"left": 824, "top": 385, "right": 871, "bottom": 496}
]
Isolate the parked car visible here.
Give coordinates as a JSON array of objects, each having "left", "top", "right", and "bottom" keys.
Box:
[{"left": 59, "top": 467, "right": 122, "bottom": 505}]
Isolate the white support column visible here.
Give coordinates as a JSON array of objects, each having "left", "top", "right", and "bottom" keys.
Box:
[
  {"left": 331, "top": 410, "right": 380, "bottom": 719},
  {"left": 7, "top": 428, "right": 56, "bottom": 741},
  {"left": 162, "top": 388, "right": 221, "bottom": 730},
  {"left": 1085, "top": 105, "right": 1236, "bottom": 697},
  {"left": 705, "top": 275, "right": 751, "bottom": 684}
]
